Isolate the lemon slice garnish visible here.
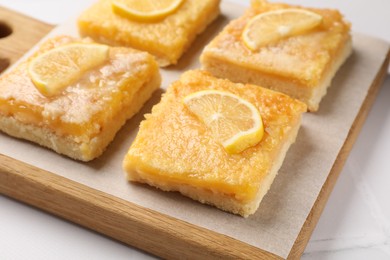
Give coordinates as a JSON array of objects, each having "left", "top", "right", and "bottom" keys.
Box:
[
  {"left": 112, "top": 0, "right": 183, "bottom": 22},
  {"left": 28, "top": 43, "right": 109, "bottom": 97},
  {"left": 242, "top": 8, "right": 323, "bottom": 50},
  {"left": 183, "top": 90, "right": 264, "bottom": 154}
]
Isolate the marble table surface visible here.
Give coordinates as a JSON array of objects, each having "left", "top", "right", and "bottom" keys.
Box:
[{"left": 0, "top": 0, "right": 389, "bottom": 259}]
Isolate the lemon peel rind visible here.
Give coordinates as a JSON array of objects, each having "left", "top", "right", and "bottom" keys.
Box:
[
  {"left": 28, "top": 43, "right": 109, "bottom": 97},
  {"left": 242, "top": 8, "right": 323, "bottom": 51},
  {"left": 183, "top": 90, "right": 264, "bottom": 154},
  {"left": 112, "top": 0, "right": 183, "bottom": 22}
]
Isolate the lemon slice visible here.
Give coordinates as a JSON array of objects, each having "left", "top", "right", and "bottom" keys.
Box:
[
  {"left": 112, "top": 0, "right": 183, "bottom": 22},
  {"left": 183, "top": 90, "right": 264, "bottom": 154},
  {"left": 28, "top": 43, "right": 109, "bottom": 97},
  {"left": 242, "top": 8, "right": 323, "bottom": 50}
]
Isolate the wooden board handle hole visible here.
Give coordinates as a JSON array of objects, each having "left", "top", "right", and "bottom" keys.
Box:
[{"left": 0, "top": 21, "right": 12, "bottom": 38}]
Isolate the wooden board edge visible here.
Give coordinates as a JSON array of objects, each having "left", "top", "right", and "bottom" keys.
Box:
[
  {"left": 0, "top": 6, "right": 53, "bottom": 72},
  {"left": 0, "top": 6, "right": 283, "bottom": 259},
  {"left": 287, "top": 47, "right": 390, "bottom": 260},
  {"left": 1, "top": 4, "right": 389, "bottom": 259},
  {"left": 0, "top": 6, "right": 281, "bottom": 259},
  {"left": 0, "top": 154, "right": 282, "bottom": 260}
]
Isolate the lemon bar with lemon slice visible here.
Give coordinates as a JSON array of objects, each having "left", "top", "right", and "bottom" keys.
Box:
[
  {"left": 78, "top": 0, "right": 221, "bottom": 67},
  {"left": 0, "top": 36, "right": 161, "bottom": 161},
  {"left": 123, "top": 70, "right": 306, "bottom": 217},
  {"left": 200, "top": 1, "right": 352, "bottom": 111}
]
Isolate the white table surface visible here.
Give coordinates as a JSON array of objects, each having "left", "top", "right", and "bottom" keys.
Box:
[{"left": 1, "top": 1, "right": 389, "bottom": 259}]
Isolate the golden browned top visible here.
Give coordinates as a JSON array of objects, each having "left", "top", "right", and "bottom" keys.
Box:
[
  {"left": 78, "top": 0, "right": 220, "bottom": 60},
  {"left": 125, "top": 70, "right": 306, "bottom": 202},
  {"left": 202, "top": 2, "right": 351, "bottom": 87},
  {"left": 0, "top": 35, "right": 158, "bottom": 139}
]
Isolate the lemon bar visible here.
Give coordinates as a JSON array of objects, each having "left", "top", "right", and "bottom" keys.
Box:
[
  {"left": 78, "top": 0, "right": 221, "bottom": 67},
  {"left": 201, "top": 1, "right": 352, "bottom": 111},
  {"left": 123, "top": 70, "right": 306, "bottom": 217},
  {"left": 0, "top": 36, "right": 161, "bottom": 161}
]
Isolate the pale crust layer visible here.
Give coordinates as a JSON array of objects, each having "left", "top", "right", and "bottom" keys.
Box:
[
  {"left": 124, "top": 70, "right": 306, "bottom": 217},
  {"left": 202, "top": 37, "right": 352, "bottom": 111},
  {"left": 0, "top": 36, "right": 161, "bottom": 161},
  {"left": 126, "top": 116, "right": 301, "bottom": 217},
  {"left": 200, "top": 3, "right": 352, "bottom": 111},
  {"left": 0, "top": 73, "right": 160, "bottom": 161}
]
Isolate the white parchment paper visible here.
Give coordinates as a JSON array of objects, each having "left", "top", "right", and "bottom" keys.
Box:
[{"left": 0, "top": 2, "right": 389, "bottom": 258}]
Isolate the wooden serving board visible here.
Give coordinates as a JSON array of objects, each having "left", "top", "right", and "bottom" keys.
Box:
[{"left": 1, "top": 5, "right": 389, "bottom": 260}]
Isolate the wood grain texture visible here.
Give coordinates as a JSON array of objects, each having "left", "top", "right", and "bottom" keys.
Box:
[
  {"left": 0, "top": 6, "right": 389, "bottom": 260},
  {"left": 0, "top": 153, "right": 281, "bottom": 260},
  {"left": 0, "top": 6, "right": 280, "bottom": 260}
]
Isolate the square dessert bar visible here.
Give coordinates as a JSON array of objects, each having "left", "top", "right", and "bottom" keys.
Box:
[
  {"left": 123, "top": 70, "right": 306, "bottom": 217},
  {"left": 78, "top": 0, "right": 221, "bottom": 67},
  {"left": 0, "top": 36, "right": 161, "bottom": 161},
  {"left": 201, "top": 1, "right": 352, "bottom": 111}
]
